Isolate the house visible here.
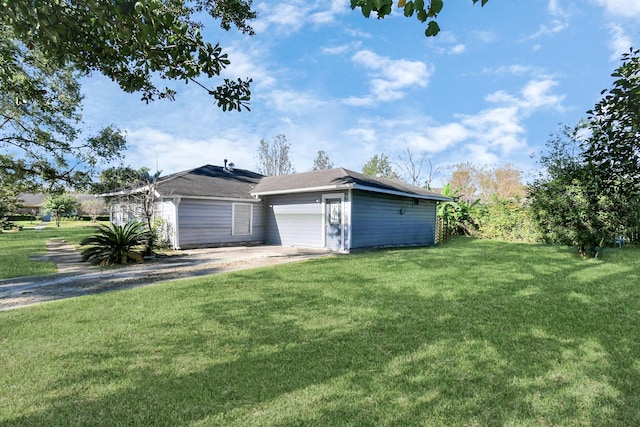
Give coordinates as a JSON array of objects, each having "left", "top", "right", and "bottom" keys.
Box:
[
  {"left": 103, "top": 164, "right": 265, "bottom": 249},
  {"left": 17, "top": 193, "right": 108, "bottom": 221},
  {"left": 101, "top": 163, "right": 449, "bottom": 252},
  {"left": 252, "top": 168, "right": 450, "bottom": 252}
]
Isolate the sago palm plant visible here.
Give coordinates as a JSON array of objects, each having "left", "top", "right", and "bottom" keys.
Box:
[{"left": 80, "top": 222, "right": 148, "bottom": 265}]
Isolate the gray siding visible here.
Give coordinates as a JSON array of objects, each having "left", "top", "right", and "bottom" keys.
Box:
[
  {"left": 177, "top": 199, "right": 264, "bottom": 248},
  {"left": 350, "top": 190, "right": 436, "bottom": 249},
  {"left": 263, "top": 192, "right": 326, "bottom": 248}
]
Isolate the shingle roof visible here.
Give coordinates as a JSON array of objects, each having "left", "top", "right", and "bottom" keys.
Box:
[
  {"left": 154, "top": 165, "right": 263, "bottom": 199},
  {"left": 18, "top": 193, "right": 100, "bottom": 207},
  {"left": 251, "top": 168, "right": 450, "bottom": 201},
  {"left": 18, "top": 193, "right": 46, "bottom": 207}
]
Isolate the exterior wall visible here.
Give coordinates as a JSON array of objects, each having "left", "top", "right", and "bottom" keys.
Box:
[
  {"left": 176, "top": 198, "right": 264, "bottom": 249},
  {"left": 350, "top": 190, "right": 437, "bottom": 249},
  {"left": 263, "top": 192, "right": 332, "bottom": 248},
  {"left": 107, "top": 198, "right": 145, "bottom": 226}
]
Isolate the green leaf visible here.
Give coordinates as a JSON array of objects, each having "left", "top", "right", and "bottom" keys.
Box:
[
  {"left": 414, "top": 0, "right": 424, "bottom": 11},
  {"left": 425, "top": 20, "right": 440, "bottom": 36},
  {"left": 404, "top": 1, "right": 415, "bottom": 16},
  {"left": 430, "top": 0, "right": 443, "bottom": 15},
  {"left": 361, "top": 3, "right": 372, "bottom": 17}
]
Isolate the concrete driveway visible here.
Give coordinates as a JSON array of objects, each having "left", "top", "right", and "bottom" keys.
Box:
[{"left": 0, "top": 241, "right": 333, "bottom": 311}]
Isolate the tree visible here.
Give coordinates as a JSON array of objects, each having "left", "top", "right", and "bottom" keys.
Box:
[
  {"left": 395, "top": 146, "right": 439, "bottom": 187},
  {"left": 362, "top": 153, "right": 400, "bottom": 179},
  {"left": 528, "top": 126, "right": 622, "bottom": 257},
  {"left": 583, "top": 48, "right": 640, "bottom": 238},
  {"left": 0, "top": 155, "right": 33, "bottom": 228},
  {"left": 90, "top": 166, "right": 151, "bottom": 194},
  {"left": 255, "top": 135, "right": 295, "bottom": 176},
  {"left": 530, "top": 50, "right": 640, "bottom": 255},
  {"left": 1, "top": 26, "right": 127, "bottom": 193},
  {"left": 2, "top": 1, "right": 255, "bottom": 110},
  {"left": 449, "top": 162, "right": 524, "bottom": 204},
  {"left": 312, "top": 150, "right": 334, "bottom": 171},
  {"left": 80, "top": 198, "right": 106, "bottom": 223},
  {"left": 351, "top": 0, "right": 489, "bottom": 37},
  {"left": 437, "top": 183, "right": 478, "bottom": 236},
  {"left": 42, "top": 194, "right": 79, "bottom": 227}
]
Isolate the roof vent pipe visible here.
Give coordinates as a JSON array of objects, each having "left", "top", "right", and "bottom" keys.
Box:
[{"left": 224, "top": 159, "right": 228, "bottom": 168}]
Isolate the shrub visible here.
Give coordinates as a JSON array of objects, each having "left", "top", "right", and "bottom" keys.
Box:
[
  {"left": 80, "top": 222, "right": 148, "bottom": 265},
  {"left": 150, "top": 217, "right": 173, "bottom": 250},
  {"left": 474, "top": 198, "right": 542, "bottom": 242}
]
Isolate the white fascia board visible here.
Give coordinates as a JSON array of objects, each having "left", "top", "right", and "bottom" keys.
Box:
[
  {"left": 251, "top": 184, "right": 353, "bottom": 197},
  {"left": 166, "top": 195, "right": 262, "bottom": 203},
  {"left": 97, "top": 186, "right": 152, "bottom": 198},
  {"left": 252, "top": 183, "right": 451, "bottom": 201},
  {"left": 351, "top": 184, "right": 452, "bottom": 201}
]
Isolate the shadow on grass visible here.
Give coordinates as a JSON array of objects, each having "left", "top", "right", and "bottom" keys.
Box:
[{"left": 3, "top": 238, "right": 640, "bottom": 425}]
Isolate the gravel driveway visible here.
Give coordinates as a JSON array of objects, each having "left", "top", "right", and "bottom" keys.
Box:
[{"left": 0, "top": 241, "right": 332, "bottom": 311}]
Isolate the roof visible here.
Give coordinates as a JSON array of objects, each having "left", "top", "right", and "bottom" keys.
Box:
[
  {"left": 18, "top": 193, "right": 46, "bottom": 207},
  {"left": 101, "top": 164, "right": 264, "bottom": 200},
  {"left": 18, "top": 193, "right": 100, "bottom": 207},
  {"left": 251, "top": 168, "right": 451, "bottom": 201}
]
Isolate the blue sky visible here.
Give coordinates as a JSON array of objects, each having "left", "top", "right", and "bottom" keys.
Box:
[{"left": 80, "top": 0, "right": 640, "bottom": 186}]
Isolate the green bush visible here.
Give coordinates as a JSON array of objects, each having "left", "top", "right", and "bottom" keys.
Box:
[
  {"left": 80, "top": 222, "right": 148, "bottom": 265},
  {"left": 474, "top": 198, "right": 542, "bottom": 242}
]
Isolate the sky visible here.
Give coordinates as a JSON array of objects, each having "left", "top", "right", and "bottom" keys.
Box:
[{"left": 79, "top": 0, "right": 640, "bottom": 186}]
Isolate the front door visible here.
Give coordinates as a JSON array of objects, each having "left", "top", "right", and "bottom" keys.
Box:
[{"left": 325, "top": 198, "right": 343, "bottom": 250}]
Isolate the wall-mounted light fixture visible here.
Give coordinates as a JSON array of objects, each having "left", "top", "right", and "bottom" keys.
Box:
[{"left": 399, "top": 208, "right": 405, "bottom": 215}]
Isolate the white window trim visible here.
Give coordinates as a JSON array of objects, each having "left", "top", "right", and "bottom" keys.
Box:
[{"left": 232, "top": 203, "right": 253, "bottom": 236}]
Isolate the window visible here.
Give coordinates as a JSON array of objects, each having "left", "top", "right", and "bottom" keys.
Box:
[
  {"left": 329, "top": 201, "right": 341, "bottom": 224},
  {"left": 232, "top": 203, "right": 252, "bottom": 235}
]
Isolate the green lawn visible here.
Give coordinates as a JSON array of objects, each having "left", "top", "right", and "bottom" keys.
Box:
[
  {"left": 1, "top": 237, "right": 640, "bottom": 426},
  {"left": 0, "top": 221, "right": 105, "bottom": 279}
]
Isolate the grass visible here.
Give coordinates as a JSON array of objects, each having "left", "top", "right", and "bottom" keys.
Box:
[
  {"left": 0, "top": 221, "right": 105, "bottom": 279},
  {"left": 1, "top": 237, "right": 640, "bottom": 425}
]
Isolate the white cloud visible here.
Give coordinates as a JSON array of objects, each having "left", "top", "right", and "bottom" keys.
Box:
[
  {"left": 526, "top": 0, "right": 570, "bottom": 40},
  {"left": 462, "top": 144, "right": 500, "bottom": 165},
  {"left": 322, "top": 41, "right": 361, "bottom": 55},
  {"left": 343, "top": 127, "right": 377, "bottom": 142},
  {"left": 592, "top": 0, "right": 640, "bottom": 17},
  {"left": 344, "top": 50, "right": 432, "bottom": 105},
  {"left": 124, "top": 128, "right": 259, "bottom": 174},
  {"left": 265, "top": 89, "right": 328, "bottom": 113},
  {"left": 449, "top": 44, "right": 466, "bottom": 55},
  {"left": 400, "top": 124, "right": 470, "bottom": 154},
  {"left": 222, "top": 45, "right": 276, "bottom": 89},
  {"left": 254, "top": 1, "right": 349, "bottom": 33},
  {"left": 482, "top": 64, "right": 549, "bottom": 77},
  {"left": 486, "top": 79, "right": 564, "bottom": 113},
  {"left": 607, "top": 23, "right": 633, "bottom": 61},
  {"left": 253, "top": 3, "right": 306, "bottom": 34},
  {"left": 472, "top": 30, "right": 497, "bottom": 43},
  {"left": 520, "top": 79, "right": 565, "bottom": 110},
  {"left": 527, "top": 19, "right": 568, "bottom": 39},
  {"left": 388, "top": 78, "right": 565, "bottom": 167},
  {"left": 548, "top": 0, "right": 569, "bottom": 19},
  {"left": 310, "top": 0, "right": 349, "bottom": 24}
]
